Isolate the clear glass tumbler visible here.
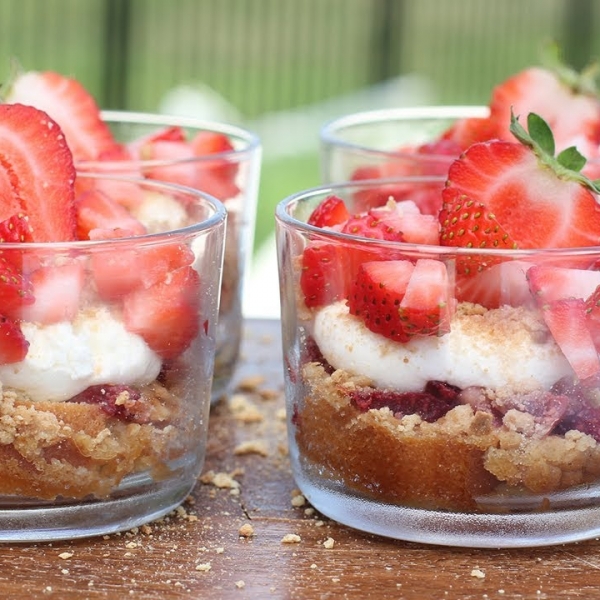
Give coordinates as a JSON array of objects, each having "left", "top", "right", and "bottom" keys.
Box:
[
  {"left": 320, "top": 105, "right": 488, "bottom": 183},
  {"left": 276, "top": 177, "right": 600, "bottom": 548},
  {"left": 0, "top": 173, "right": 226, "bottom": 541},
  {"left": 77, "top": 111, "right": 261, "bottom": 402}
]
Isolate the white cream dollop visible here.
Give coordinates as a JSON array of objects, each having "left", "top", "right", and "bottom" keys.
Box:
[
  {"left": 0, "top": 307, "right": 161, "bottom": 402},
  {"left": 312, "top": 302, "right": 574, "bottom": 392}
]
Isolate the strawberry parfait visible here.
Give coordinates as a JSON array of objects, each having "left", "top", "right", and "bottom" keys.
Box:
[
  {"left": 0, "top": 102, "right": 226, "bottom": 541},
  {"left": 2, "top": 69, "right": 261, "bottom": 402},
  {"left": 277, "top": 110, "right": 600, "bottom": 547}
]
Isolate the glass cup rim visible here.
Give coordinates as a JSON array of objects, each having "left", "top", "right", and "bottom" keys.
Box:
[
  {"left": 0, "top": 171, "right": 227, "bottom": 251},
  {"left": 320, "top": 105, "right": 489, "bottom": 158},
  {"left": 275, "top": 175, "right": 600, "bottom": 257},
  {"left": 75, "top": 110, "right": 261, "bottom": 171}
]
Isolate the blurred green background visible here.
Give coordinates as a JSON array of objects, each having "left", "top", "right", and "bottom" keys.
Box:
[{"left": 0, "top": 0, "right": 599, "bottom": 258}]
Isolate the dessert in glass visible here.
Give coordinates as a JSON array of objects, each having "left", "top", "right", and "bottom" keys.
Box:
[
  {"left": 4, "top": 69, "right": 261, "bottom": 402},
  {"left": 276, "top": 109, "right": 600, "bottom": 547},
  {"left": 0, "top": 102, "right": 226, "bottom": 541}
]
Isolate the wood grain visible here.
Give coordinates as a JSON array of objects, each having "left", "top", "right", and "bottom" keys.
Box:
[{"left": 1, "top": 319, "right": 600, "bottom": 599}]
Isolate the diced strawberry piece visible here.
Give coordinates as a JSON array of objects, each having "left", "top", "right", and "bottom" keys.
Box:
[
  {"left": 540, "top": 298, "right": 600, "bottom": 380},
  {"left": 397, "top": 259, "right": 456, "bottom": 336},
  {"left": 190, "top": 131, "right": 238, "bottom": 180},
  {"left": 455, "top": 260, "right": 534, "bottom": 309},
  {"left": 4, "top": 70, "right": 121, "bottom": 161},
  {"left": 122, "top": 266, "right": 201, "bottom": 359},
  {"left": 347, "top": 259, "right": 455, "bottom": 341},
  {"left": 19, "top": 262, "right": 84, "bottom": 324},
  {"left": 526, "top": 265, "right": 600, "bottom": 305},
  {"left": 342, "top": 210, "right": 406, "bottom": 242},
  {"left": 0, "top": 257, "right": 34, "bottom": 319},
  {"left": 139, "top": 138, "right": 198, "bottom": 188},
  {"left": 348, "top": 260, "right": 415, "bottom": 342},
  {"left": 300, "top": 243, "right": 349, "bottom": 308},
  {"left": 90, "top": 235, "right": 194, "bottom": 300},
  {"left": 369, "top": 201, "right": 439, "bottom": 245},
  {"left": 0, "top": 104, "right": 77, "bottom": 242},
  {"left": 76, "top": 145, "right": 146, "bottom": 211},
  {"left": 307, "top": 195, "right": 350, "bottom": 228},
  {"left": 585, "top": 287, "right": 600, "bottom": 348},
  {"left": 0, "top": 316, "right": 28, "bottom": 364},
  {"left": 75, "top": 189, "right": 147, "bottom": 240}
]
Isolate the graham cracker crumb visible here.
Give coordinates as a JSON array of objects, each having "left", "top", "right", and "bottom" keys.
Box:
[
  {"left": 471, "top": 569, "right": 485, "bottom": 579},
  {"left": 228, "top": 394, "right": 264, "bottom": 423},
  {"left": 323, "top": 537, "right": 335, "bottom": 549},
  {"left": 291, "top": 493, "right": 306, "bottom": 507},
  {"left": 281, "top": 533, "right": 301, "bottom": 544},
  {"left": 195, "top": 562, "right": 212, "bottom": 572},
  {"left": 237, "top": 375, "right": 265, "bottom": 392},
  {"left": 235, "top": 580, "right": 246, "bottom": 589},
  {"left": 58, "top": 552, "right": 74, "bottom": 560},
  {"left": 238, "top": 523, "right": 254, "bottom": 538},
  {"left": 234, "top": 440, "right": 268, "bottom": 456}
]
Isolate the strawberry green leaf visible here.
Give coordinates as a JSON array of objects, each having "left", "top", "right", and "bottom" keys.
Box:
[
  {"left": 557, "top": 146, "right": 587, "bottom": 172},
  {"left": 527, "top": 112, "right": 555, "bottom": 156}
]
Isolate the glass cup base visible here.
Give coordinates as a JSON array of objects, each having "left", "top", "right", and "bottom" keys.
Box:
[
  {"left": 0, "top": 463, "right": 198, "bottom": 543},
  {"left": 293, "top": 459, "right": 600, "bottom": 548}
]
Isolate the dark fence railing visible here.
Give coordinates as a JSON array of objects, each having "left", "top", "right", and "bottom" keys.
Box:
[{"left": 0, "top": 0, "right": 598, "bottom": 120}]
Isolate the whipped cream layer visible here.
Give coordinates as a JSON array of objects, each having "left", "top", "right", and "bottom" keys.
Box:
[
  {"left": 0, "top": 307, "right": 162, "bottom": 402},
  {"left": 312, "top": 302, "right": 574, "bottom": 393}
]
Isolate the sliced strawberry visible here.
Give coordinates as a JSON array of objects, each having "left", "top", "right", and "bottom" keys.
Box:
[
  {"left": 0, "top": 104, "right": 77, "bottom": 242},
  {"left": 90, "top": 235, "right": 194, "bottom": 300},
  {"left": 444, "top": 112, "right": 600, "bottom": 250},
  {"left": 19, "top": 262, "right": 84, "bottom": 324},
  {"left": 540, "top": 298, "right": 600, "bottom": 380},
  {"left": 0, "top": 256, "right": 34, "bottom": 319},
  {"left": 0, "top": 316, "right": 28, "bottom": 364},
  {"left": 75, "top": 189, "right": 147, "bottom": 240},
  {"left": 0, "top": 213, "right": 34, "bottom": 271},
  {"left": 369, "top": 201, "right": 439, "bottom": 245},
  {"left": 347, "top": 259, "right": 455, "bottom": 342},
  {"left": 307, "top": 195, "right": 350, "bottom": 228},
  {"left": 3, "top": 70, "right": 121, "bottom": 161},
  {"left": 122, "top": 266, "right": 201, "bottom": 359},
  {"left": 0, "top": 213, "right": 33, "bottom": 243}
]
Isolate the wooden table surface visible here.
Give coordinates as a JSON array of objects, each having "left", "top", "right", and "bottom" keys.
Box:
[{"left": 3, "top": 318, "right": 600, "bottom": 599}]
